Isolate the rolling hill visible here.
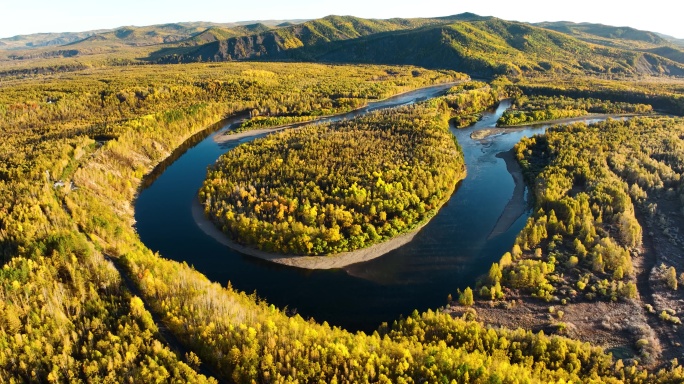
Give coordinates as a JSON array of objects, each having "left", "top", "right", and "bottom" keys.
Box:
[
  {"left": 536, "top": 21, "right": 669, "bottom": 47},
  {"left": 0, "top": 31, "right": 106, "bottom": 50},
  {"left": 535, "top": 21, "right": 684, "bottom": 65},
  {"left": 0, "top": 20, "right": 304, "bottom": 64},
  {"left": 159, "top": 15, "right": 684, "bottom": 78},
  {"left": 167, "top": 15, "right": 455, "bottom": 62},
  {"left": 0, "top": 20, "right": 306, "bottom": 51},
  {"left": 179, "top": 24, "right": 275, "bottom": 46},
  {"left": 657, "top": 33, "right": 684, "bottom": 47},
  {"left": 4, "top": 14, "right": 684, "bottom": 79}
]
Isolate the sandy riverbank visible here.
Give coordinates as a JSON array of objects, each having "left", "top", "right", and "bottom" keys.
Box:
[
  {"left": 214, "top": 81, "right": 462, "bottom": 144},
  {"left": 191, "top": 199, "right": 431, "bottom": 269},
  {"left": 471, "top": 113, "right": 641, "bottom": 140},
  {"left": 214, "top": 125, "right": 290, "bottom": 143},
  {"left": 487, "top": 149, "right": 529, "bottom": 240}
]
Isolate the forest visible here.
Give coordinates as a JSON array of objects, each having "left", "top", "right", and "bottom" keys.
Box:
[
  {"left": 461, "top": 116, "right": 684, "bottom": 366},
  {"left": 200, "top": 101, "right": 464, "bottom": 255},
  {"left": 442, "top": 79, "right": 513, "bottom": 127},
  {"left": 497, "top": 94, "right": 653, "bottom": 126},
  {"left": 2, "top": 12, "right": 684, "bottom": 382},
  {"left": 513, "top": 78, "right": 684, "bottom": 116}
]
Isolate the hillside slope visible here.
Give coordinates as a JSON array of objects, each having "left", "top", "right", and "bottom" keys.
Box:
[
  {"left": 165, "top": 16, "right": 684, "bottom": 78},
  {"left": 169, "top": 15, "right": 454, "bottom": 62},
  {"left": 5, "top": 14, "right": 684, "bottom": 79},
  {"left": 657, "top": 33, "right": 684, "bottom": 47},
  {"left": 0, "top": 31, "right": 103, "bottom": 50},
  {"left": 0, "top": 20, "right": 304, "bottom": 51},
  {"left": 536, "top": 21, "right": 684, "bottom": 65},
  {"left": 180, "top": 24, "right": 274, "bottom": 46},
  {"left": 536, "top": 21, "right": 669, "bottom": 47}
]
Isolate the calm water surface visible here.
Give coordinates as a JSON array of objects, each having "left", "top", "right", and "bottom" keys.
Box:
[{"left": 135, "top": 88, "right": 571, "bottom": 332}]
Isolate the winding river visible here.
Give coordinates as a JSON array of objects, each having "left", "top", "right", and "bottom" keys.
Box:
[{"left": 134, "top": 85, "right": 609, "bottom": 332}]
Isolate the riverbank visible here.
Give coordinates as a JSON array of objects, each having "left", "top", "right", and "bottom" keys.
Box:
[
  {"left": 214, "top": 125, "right": 290, "bottom": 143},
  {"left": 214, "top": 81, "right": 462, "bottom": 144},
  {"left": 136, "top": 78, "right": 522, "bottom": 330},
  {"left": 472, "top": 113, "right": 642, "bottom": 140},
  {"left": 191, "top": 199, "right": 432, "bottom": 269},
  {"left": 487, "top": 149, "right": 529, "bottom": 240}
]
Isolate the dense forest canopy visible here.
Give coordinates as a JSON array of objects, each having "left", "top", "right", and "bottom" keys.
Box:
[
  {"left": 497, "top": 94, "right": 653, "bottom": 126},
  {"left": 200, "top": 102, "right": 464, "bottom": 255},
  {"left": 2, "top": 58, "right": 681, "bottom": 381},
  {"left": 461, "top": 116, "right": 684, "bottom": 365}
]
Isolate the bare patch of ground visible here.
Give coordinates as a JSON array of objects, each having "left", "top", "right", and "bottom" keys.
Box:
[
  {"left": 471, "top": 127, "right": 529, "bottom": 141},
  {"left": 447, "top": 295, "right": 656, "bottom": 364},
  {"left": 214, "top": 124, "right": 298, "bottom": 144},
  {"left": 446, "top": 193, "right": 684, "bottom": 367}
]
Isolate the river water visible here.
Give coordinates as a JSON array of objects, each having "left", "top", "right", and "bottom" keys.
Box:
[{"left": 134, "top": 87, "right": 587, "bottom": 332}]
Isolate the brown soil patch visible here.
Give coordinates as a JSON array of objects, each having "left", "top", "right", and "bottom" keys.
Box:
[{"left": 448, "top": 295, "right": 653, "bottom": 363}]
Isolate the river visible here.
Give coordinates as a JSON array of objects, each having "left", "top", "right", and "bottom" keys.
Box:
[{"left": 134, "top": 86, "right": 606, "bottom": 332}]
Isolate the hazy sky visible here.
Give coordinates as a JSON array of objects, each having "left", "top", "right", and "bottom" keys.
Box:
[{"left": 2, "top": 0, "right": 682, "bottom": 39}]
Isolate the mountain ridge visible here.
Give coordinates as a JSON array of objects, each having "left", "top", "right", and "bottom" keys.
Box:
[
  {"left": 156, "top": 15, "right": 684, "bottom": 78},
  {"left": 0, "top": 20, "right": 307, "bottom": 50},
  {"left": 3, "top": 14, "right": 684, "bottom": 79}
]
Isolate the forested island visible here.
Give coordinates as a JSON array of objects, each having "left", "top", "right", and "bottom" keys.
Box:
[
  {"left": 199, "top": 102, "right": 464, "bottom": 261},
  {"left": 1, "top": 11, "right": 684, "bottom": 383},
  {"left": 497, "top": 94, "right": 653, "bottom": 126}
]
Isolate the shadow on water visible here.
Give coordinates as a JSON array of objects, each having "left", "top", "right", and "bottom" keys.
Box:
[
  {"left": 134, "top": 93, "right": 596, "bottom": 333},
  {"left": 139, "top": 113, "right": 247, "bottom": 190}
]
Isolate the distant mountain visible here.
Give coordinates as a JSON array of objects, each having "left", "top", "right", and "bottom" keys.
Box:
[
  {"left": 233, "top": 19, "right": 309, "bottom": 27},
  {"left": 4, "top": 14, "right": 684, "bottom": 79},
  {"left": 657, "top": 33, "right": 684, "bottom": 48},
  {"left": 536, "top": 21, "right": 669, "bottom": 47},
  {"left": 0, "top": 20, "right": 306, "bottom": 50},
  {"left": 161, "top": 14, "right": 486, "bottom": 62},
  {"left": 180, "top": 24, "right": 275, "bottom": 46},
  {"left": 643, "top": 46, "right": 684, "bottom": 65},
  {"left": 0, "top": 31, "right": 105, "bottom": 50},
  {"left": 158, "top": 15, "right": 684, "bottom": 78},
  {"left": 73, "top": 24, "right": 204, "bottom": 46},
  {"left": 535, "top": 21, "right": 684, "bottom": 66},
  {"left": 69, "top": 22, "right": 283, "bottom": 47}
]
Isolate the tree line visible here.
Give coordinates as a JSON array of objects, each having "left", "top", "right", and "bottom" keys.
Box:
[{"left": 497, "top": 94, "right": 652, "bottom": 126}]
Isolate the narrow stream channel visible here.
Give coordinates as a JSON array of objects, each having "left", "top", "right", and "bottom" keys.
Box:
[{"left": 134, "top": 88, "right": 608, "bottom": 332}]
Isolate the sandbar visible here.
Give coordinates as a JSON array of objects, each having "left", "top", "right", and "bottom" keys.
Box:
[
  {"left": 192, "top": 199, "right": 432, "bottom": 269},
  {"left": 488, "top": 149, "right": 529, "bottom": 240}
]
